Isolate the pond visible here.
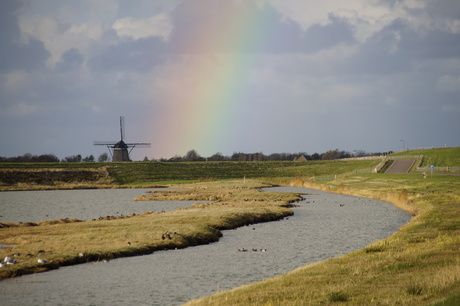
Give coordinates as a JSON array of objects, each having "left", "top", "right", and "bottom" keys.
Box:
[{"left": 0, "top": 187, "right": 411, "bottom": 305}]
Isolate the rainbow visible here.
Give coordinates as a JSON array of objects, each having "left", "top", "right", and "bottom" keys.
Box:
[{"left": 149, "top": 2, "right": 283, "bottom": 159}]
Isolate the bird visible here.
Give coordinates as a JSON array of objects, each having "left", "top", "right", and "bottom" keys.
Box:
[
  {"left": 340, "top": 204, "right": 345, "bottom": 207},
  {"left": 0, "top": 262, "right": 7, "bottom": 267},
  {"left": 162, "top": 231, "right": 176, "bottom": 240},
  {"left": 78, "top": 252, "right": 85, "bottom": 257},
  {"left": 127, "top": 242, "right": 131, "bottom": 245},
  {"left": 4, "top": 256, "right": 18, "bottom": 265},
  {"left": 37, "top": 258, "right": 48, "bottom": 263}
]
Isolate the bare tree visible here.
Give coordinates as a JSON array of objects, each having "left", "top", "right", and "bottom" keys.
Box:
[{"left": 98, "top": 152, "right": 110, "bottom": 162}]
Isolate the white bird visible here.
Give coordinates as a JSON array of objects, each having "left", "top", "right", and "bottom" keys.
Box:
[
  {"left": 0, "top": 262, "right": 7, "bottom": 268},
  {"left": 37, "top": 258, "right": 48, "bottom": 263}
]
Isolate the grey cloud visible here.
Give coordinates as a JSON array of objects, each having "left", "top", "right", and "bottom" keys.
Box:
[
  {"left": 88, "top": 35, "right": 166, "bottom": 72},
  {"left": 400, "top": 28, "right": 460, "bottom": 60},
  {"left": 424, "top": 0, "right": 460, "bottom": 20},
  {"left": 56, "top": 48, "right": 84, "bottom": 72},
  {"left": 300, "top": 14, "right": 355, "bottom": 53},
  {"left": 168, "top": 1, "right": 354, "bottom": 54},
  {"left": 0, "top": 0, "right": 50, "bottom": 72},
  {"left": 347, "top": 18, "right": 412, "bottom": 75}
]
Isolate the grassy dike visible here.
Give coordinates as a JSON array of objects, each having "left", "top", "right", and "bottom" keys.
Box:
[
  {"left": 0, "top": 180, "right": 302, "bottom": 280},
  {"left": 186, "top": 174, "right": 460, "bottom": 306}
]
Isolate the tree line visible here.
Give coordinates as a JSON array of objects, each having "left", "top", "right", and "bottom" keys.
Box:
[
  {"left": 1, "top": 149, "right": 388, "bottom": 163},
  {"left": 155, "top": 148, "right": 380, "bottom": 162},
  {"left": 0, "top": 152, "right": 110, "bottom": 163}
]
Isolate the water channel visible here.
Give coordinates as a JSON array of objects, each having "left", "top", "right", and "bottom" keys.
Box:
[{"left": 0, "top": 187, "right": 411, "bottom": 305}]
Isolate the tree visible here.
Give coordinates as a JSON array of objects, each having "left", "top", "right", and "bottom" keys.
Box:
[
  {"left": 32, "top": 154, "right": 60, "bottom": 162},
  {"left": 184, "top": 149, "right": 204, "bottom": 161},
  {"left": 209, "top": 152, "right": 225, "bottom": 161},
  {"left": 82, "top": 155, "right": 95, "bottom": 162},
  {"left": 98, "top": 152, "right": 109, "bottom": 162},
  {"left": 311, "top": 153, "right": 320, "bottom": 160},
  {"left": 63, "top": 154, "right": 82, "bottom": 162}
]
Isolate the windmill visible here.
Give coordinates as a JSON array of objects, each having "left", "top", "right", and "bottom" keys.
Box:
[{"left": 94, "top": 116, "right": 151, "bottom": 161}]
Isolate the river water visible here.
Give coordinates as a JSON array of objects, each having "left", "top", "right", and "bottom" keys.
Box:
[
  {"left": 0, "top": 187, "right": 411, "bottom": 305},
  {"left": 0, "top": 188, "right": 194, "bottom": 223}
]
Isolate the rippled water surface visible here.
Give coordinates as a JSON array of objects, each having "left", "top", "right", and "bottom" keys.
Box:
[
  {"left": 0, "top": 188, "right": 193, "bottom": 223},
  {"left": 0, "top": 187, "right": 411, "bottom": 305}
]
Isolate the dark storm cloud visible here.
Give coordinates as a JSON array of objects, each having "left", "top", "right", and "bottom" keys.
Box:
[
  {"left": 0, "top": 0, "right": 50, "bottom": 72},
  {"left": 347, "top": 18, "right": 412, "bottom": 75},
  {"left": 346, "top": 13, "right": 460, "bottom": 75}
]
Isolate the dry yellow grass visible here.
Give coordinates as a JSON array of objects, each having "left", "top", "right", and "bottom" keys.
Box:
[
  {"left": 0, "top": 180, "right": 301, "bottom": 280},
  {"left": 186, "top": 175, "right": 460, "bottom": 305}
]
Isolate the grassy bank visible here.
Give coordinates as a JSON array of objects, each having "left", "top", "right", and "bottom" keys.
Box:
[
  {"left": 391, "top": 147, "right": 460, "bottom": 167},
  {"left": 0, "top": 159, "right": 379, "bottom": 190},
  {"left": 186, "top": 174, "right": 460, "bottom": 305},
  {"left": 0, "top": 180, "right": 302, "bottom": 280}
]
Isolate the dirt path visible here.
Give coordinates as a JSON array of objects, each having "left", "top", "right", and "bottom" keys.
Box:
[{"left": 385, "top": 159, "right": 415, "bottom": 174}]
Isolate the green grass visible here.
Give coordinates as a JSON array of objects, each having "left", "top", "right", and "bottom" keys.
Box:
[
  {"left": 390, "top": 147, "right": 460, "bottom": 167},
  {"left": 0, "top": 160, "right": 380, "bottom": 189}
]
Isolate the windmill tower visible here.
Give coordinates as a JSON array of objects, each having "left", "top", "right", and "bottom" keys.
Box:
[{"left": 94, "top": 116, "right": 151, "bottom": 162}]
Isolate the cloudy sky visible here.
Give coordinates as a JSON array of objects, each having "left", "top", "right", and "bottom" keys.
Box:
[{"left": 1, "top": 0, "right": 459, "bottom": 161}]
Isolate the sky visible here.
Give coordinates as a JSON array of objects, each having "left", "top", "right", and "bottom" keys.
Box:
[{"left": 1, "top": 0, "right": 459, "bottom": 161}]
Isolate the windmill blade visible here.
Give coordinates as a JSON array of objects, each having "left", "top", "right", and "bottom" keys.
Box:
[
  {"left": 125, "top": 142, "right": 151, "bottom": 147},
  {"left": 120, "top": 116, "right": 125, "bottom": 141},
  {"left": 94, "top": 141, "right": 118, "bottom": 145}
]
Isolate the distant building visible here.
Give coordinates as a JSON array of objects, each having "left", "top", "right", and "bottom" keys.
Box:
[{"left": 294, "top": 155, "right": 308, "bottom": 162}]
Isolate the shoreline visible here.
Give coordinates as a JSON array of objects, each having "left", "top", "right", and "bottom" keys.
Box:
[{"left": 0, "top": 180, "right": 298, "bottom": 280}]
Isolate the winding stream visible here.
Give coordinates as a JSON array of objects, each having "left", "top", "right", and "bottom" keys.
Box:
[{"left": 0, "top": 187, "right": 411, "bottom": 305}]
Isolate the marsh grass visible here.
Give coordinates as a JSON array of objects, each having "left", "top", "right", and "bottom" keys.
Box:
[
  {"left": 186, "top": 174, "right": 460, "bottom": 305},
  {"left": 327, "top": 291, "right": 349, "bottom": 302},
  {"left": 0, "top": 180, "right": 301, "bottom": 280}
]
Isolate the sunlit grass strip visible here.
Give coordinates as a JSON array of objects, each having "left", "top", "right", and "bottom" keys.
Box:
[
  {"left": 186, "top": 175, "right": 460, "bottom": 305},
  {"left": 0, "top": 180, "right": 301, "bottom": 280},
  {"left": 0, "top": 160, "right": 380, "bottom": 190}
]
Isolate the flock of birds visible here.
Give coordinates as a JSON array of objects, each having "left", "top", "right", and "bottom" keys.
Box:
[
  {"left": 1, "top": 198, "right": 353, "bottom": 268},
  {"left": 0, "top": 254, "right": 49, "bottom": 267}
]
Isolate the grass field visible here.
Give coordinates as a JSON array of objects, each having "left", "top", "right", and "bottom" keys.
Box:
[
  {"left": 0, "top": 159, "right": 379, "bottom": 189},
  {"left": 0, "top": 147, "right": 459, "bottom": 305},
  {"left": 391, "top": 147, "right": 460, "bottom": 167}
]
